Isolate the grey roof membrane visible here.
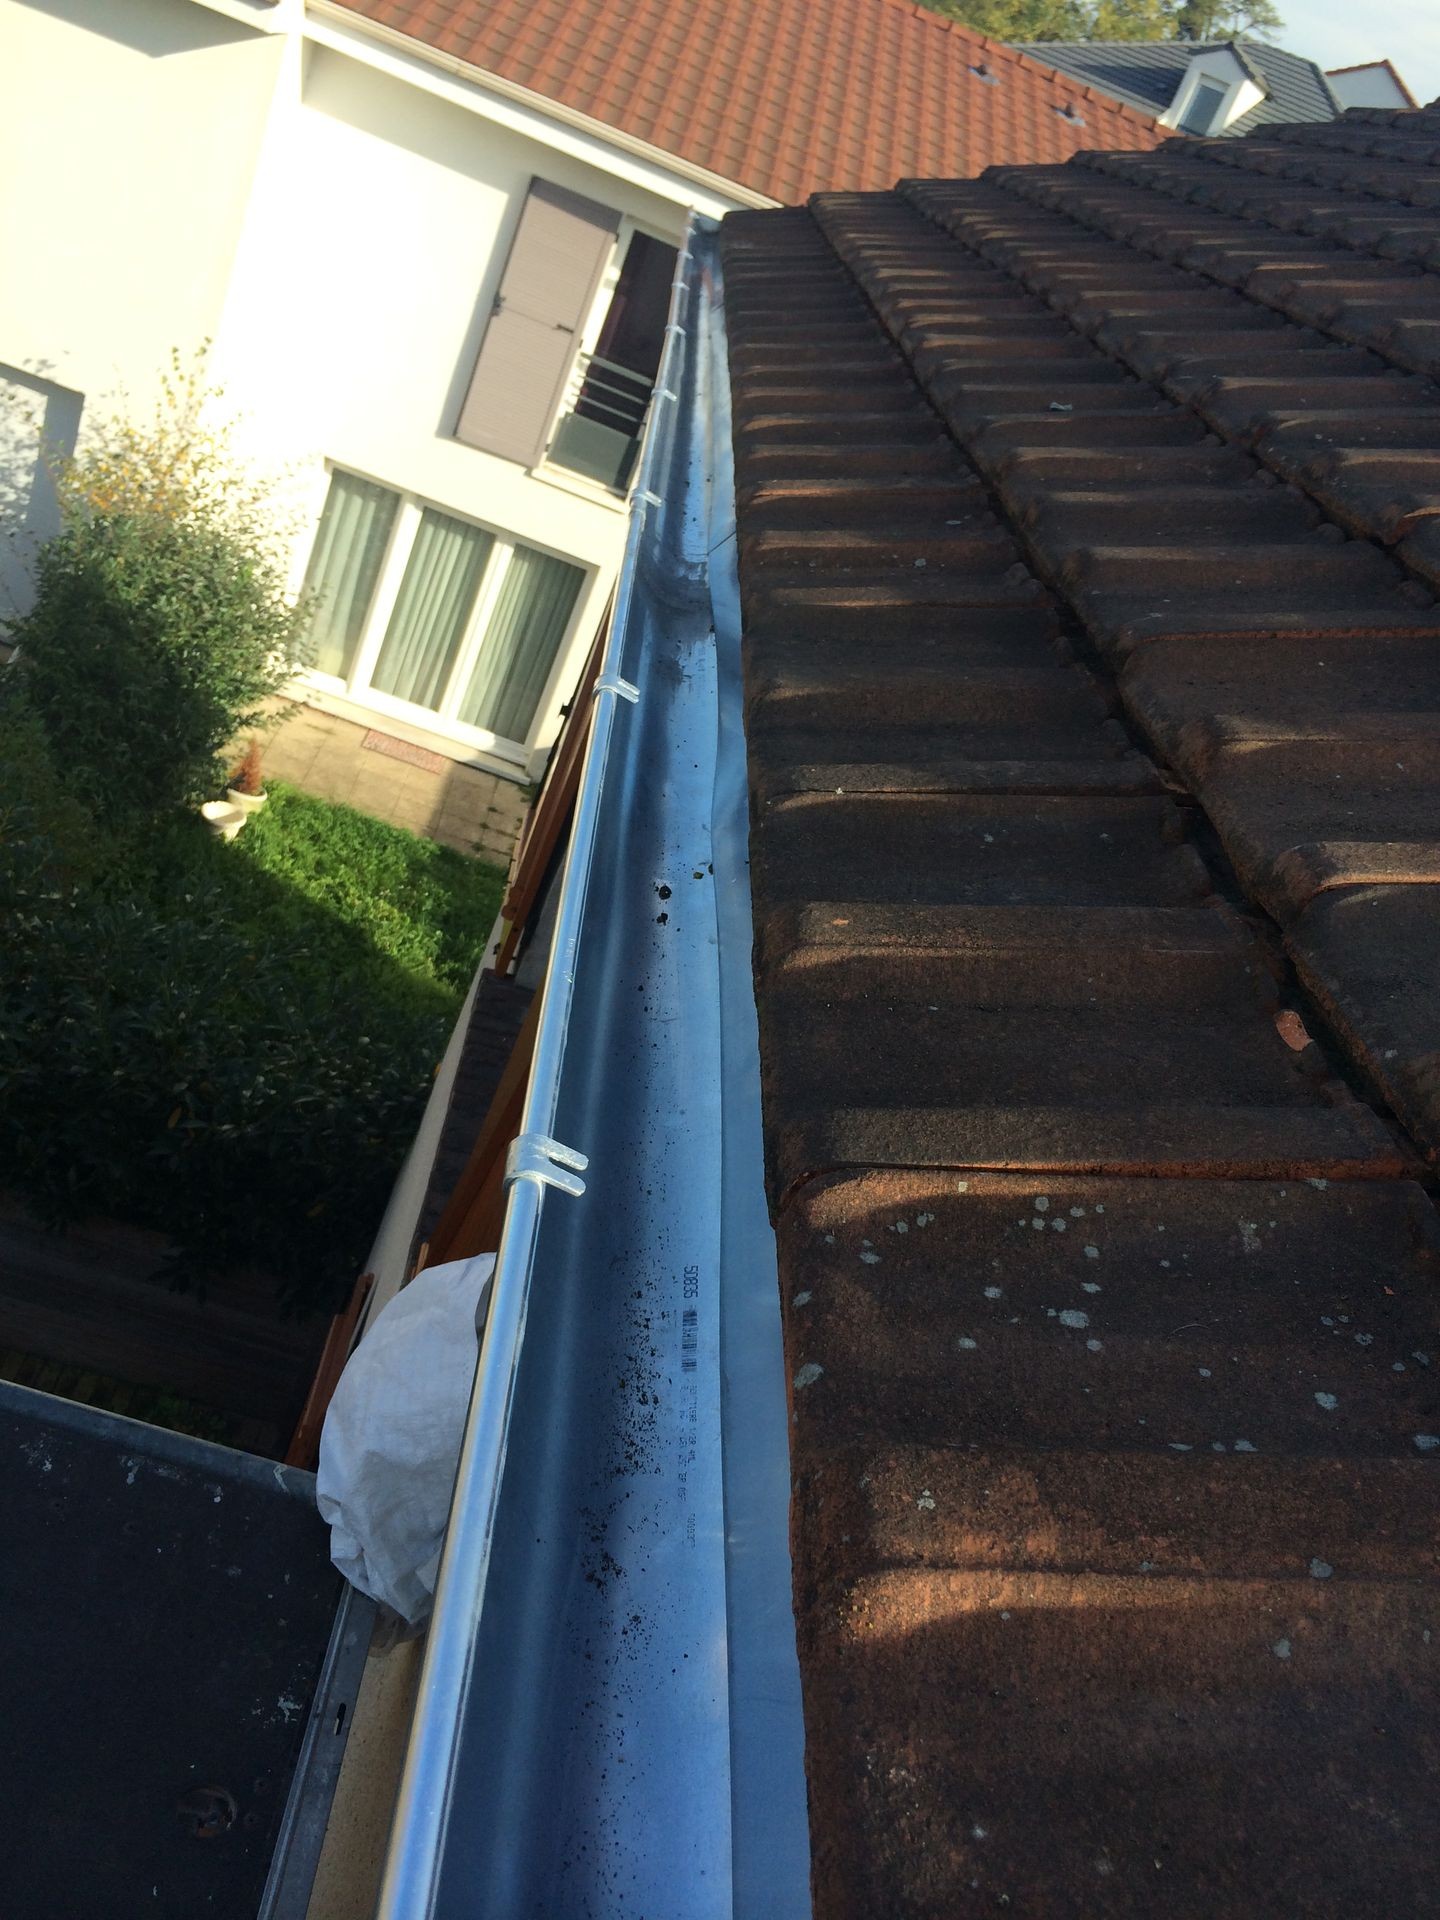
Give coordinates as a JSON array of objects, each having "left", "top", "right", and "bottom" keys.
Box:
[{"left": 1015, "top": 37, "right": 1341, "bottom": 134}]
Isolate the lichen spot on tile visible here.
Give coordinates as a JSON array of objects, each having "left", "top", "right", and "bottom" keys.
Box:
[
  {"left": 1238, "top": 1221, "right": 1262, "bottom": 1254},
  {"left": 793, "top": 1291, "right": 812, "bottom": 1308},
  {"left": 957, "top": 1336, "right": 979, "bottom": 1351},
  {"left": 1081, "top": 1280, "right": 1102, "bottom": 1294},
  {"left": 984, "top": 1285, "right": 1004, "bottom": 1300},
  {"left": 1234, "top": 1439, "right": 1257, "bottom": 1452},
  {"left": 860, "top": 1250, "right": 882, "bottom": 1266},
  {"left": 1414, "top": 1434, "right": 1440, "bottom": 1452},
  {"left": 917, "top": 1490, "right": 936, "bottom": 1511},
  {"left": 1310, "top": 1558, "right": 1334, "bottom": 1580},
  {"left": 1086, "top": 1338, "right": 1103, "bottom": 1352},
  {"left": 1059, "top": 1309, "right": 1089, "bottom": 1329},
  {"left": 793, "top": 1363, "right": 823, "bottom": 1391},
  {"left": 1084, "top": 1245, "right": 1101, "bottom": 1260},
  {"left": 1272, "top": 1639, "right": 1292, "bottom": 1661},
  {"left": 1314, "top": 1392, "right": 1339, "bottom": 1411}
]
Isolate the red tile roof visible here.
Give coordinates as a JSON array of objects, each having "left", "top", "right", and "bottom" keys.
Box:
[
  {"left": 721, "top": 96, "right": 1440, "bottom": 1917},
  {"left": 333, "top": 0, "right": 1170, "bottom": 203}
]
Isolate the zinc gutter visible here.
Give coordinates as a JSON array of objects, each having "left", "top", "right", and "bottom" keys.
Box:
[{"left": 376, "top": 221, "right": 809, "bottom": 1919}]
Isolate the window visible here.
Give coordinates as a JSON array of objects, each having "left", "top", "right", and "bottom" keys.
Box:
[
  {"left": 301, "top": 470, "right": 587, "bottom": 751},
  {"left": 548, "top": 230, "right": 679, "bottom": 492},
  {"left": 301, "top": 470, "right": 397, "bottom": 679},
  {"left": 1179, "top": 78, "right": 1228, "bottom": 135},
  {"left": 371, "top": 510, "right": 494, "bottom": 711},
  {"left": 453, "top": 177, "right": 678, "bottom": 494}
]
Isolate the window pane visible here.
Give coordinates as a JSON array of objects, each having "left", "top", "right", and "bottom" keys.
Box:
[
  {"left": 1180, "top": 80, "right": 1226, "bottom": 134},
  {"left": 371, "top": 509, "right": 494, "bottom": 713},
  {"left": 301, "top": 471, "right": 398, "bottom": 679},
  {"left": 459, "top": 545, "right": 584, "bottom": 742}
]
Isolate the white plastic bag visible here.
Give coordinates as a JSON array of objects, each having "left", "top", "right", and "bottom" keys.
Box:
[{"left": 316, "top": 1253, "right": 494, "bottom": 1627}]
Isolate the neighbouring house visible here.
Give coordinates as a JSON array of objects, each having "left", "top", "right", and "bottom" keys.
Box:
[
  {"left": 1326, "top": 59, "right": 1418, "bottom": 112},
  {"left": 0, "top": 0, "right": 1168, "bottom": 854},
  {"left": 1017, "top": 34, "right": 1361, "bottom": 138}
]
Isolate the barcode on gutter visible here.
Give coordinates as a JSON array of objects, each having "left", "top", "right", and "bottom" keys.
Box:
[{"left": 681, "top": 1308, "right": 698, "bottom": 1371}]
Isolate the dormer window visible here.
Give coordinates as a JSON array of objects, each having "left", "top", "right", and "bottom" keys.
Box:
[
  {"left": 1162, "top": 45, "right": 1267, "bottom": 136},
  {"left": 1179, "top": 77, "right": 1228, "bottom": 134}
]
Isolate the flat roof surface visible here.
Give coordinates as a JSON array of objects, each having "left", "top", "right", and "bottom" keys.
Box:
[{"left": 0, "top": 1381, "right": 342, "bottom": 1920}]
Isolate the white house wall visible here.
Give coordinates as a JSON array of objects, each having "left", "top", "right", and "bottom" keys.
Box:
[
  {"left": 1, "top": 1, "right": 758, "bottom": 773},
  {"left": 0, "top": 0, "right": 284, "bottom": 414},
  {"left": 209, "top": 40, "right": 692, "bottom": 771}
]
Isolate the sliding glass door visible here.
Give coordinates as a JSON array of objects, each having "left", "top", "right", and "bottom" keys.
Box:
[
  {"left": 300, "top": 471, "right": 398, "bottom": 680},
  {"left": 371, "top": 510, "right": 494, "bottom": 712},
  {"left": 301, "top": 471, "right": 588, "bottom": 756}
]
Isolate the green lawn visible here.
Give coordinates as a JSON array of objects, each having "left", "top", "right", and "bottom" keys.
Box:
[{"left": 157, "top": 782, "right": 507, "bottom": 1022}]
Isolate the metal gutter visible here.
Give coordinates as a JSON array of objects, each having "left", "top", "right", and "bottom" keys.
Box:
[{"left": 377, "top": 221, "right": 809, "bottom": 1919}]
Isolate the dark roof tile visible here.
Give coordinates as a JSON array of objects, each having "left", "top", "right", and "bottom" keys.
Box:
[{"left": 723, "top": 102, "right": 1440, "bottom": 1913}]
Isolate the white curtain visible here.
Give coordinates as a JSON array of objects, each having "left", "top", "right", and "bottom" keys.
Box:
[
  {"left": 460, "top": 546, "right": 583, "bottom": 742},
  {"left": 302, "top": 471, "right": 398, "bottom": 680},
  {"left": 372, "top": 510, "right": 494, "bottom": 713}
]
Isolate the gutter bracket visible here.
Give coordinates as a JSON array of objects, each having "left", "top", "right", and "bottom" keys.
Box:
[
  {"left": 504, "top": 1133, "right": 589, "bottom": 1198},
  {"left": 594, "top": 672, "right": 641, "bottom": 705}
]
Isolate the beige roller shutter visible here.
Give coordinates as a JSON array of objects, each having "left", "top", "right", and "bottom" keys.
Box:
[{"left": 455, "top": 178, "right": 622, "bottom": 468}]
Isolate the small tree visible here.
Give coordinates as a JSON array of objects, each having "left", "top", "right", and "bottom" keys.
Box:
[
  {"left": 1175, "top": 0, "right": 1282, "bottom": 38},
  {"left": 9, "top": 350, "right": 312, "bottom": 826}
]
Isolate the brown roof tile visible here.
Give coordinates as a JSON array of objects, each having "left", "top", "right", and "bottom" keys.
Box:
[
  {"left": 333, "top": 0, "right": 1170, "bottom": 204},
  {"left": 722, "top": 103, "right": 1440, "bottom": 1913}
]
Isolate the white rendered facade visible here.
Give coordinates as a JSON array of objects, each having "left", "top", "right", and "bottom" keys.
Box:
[{"left": 0, "top": 0, "right": 766, "bottom": 779}]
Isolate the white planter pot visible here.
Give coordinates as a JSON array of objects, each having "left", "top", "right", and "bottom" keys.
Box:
[
  {"left": 226, "top": 787, "right": 268, "bottom": 816},
  {"left": 200, "top": 800, "right": 246, "bottom": 841}
]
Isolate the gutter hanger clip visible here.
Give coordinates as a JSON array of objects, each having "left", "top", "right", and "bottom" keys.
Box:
[
  {"left": 505, "top": 1132, "right": 589, "bottom": 1198},
  {"left": 594, "top": 672, "right": 640, "bottom": 704}
]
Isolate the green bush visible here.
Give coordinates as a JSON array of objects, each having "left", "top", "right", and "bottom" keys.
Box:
[
  {"left": 8, "top": 351, "right": 311, "bottom": 825},
  {"left": 0, "top": 706, "right": 505, "bottom": 1314},
  {"left": 0, "top": 839, "right": 444, "bottom": 1314},
  {"left": 13, "top": 513, "right": 306, "bottom": 822}
]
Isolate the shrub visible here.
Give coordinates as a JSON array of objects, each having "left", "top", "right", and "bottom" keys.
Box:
[
  {"left": 0, "top": 841, "right": 444, "bottom": 1314},
  {"left": 0, "top": 768, "right": 504, "bottom": 1315},
  {"left": 8, "top": 350, "right": 311, "bottom": 825}
]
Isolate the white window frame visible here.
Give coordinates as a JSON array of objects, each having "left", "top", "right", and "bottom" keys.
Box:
[{"left": 300, "top": 465, "right": 594, "bottom": 770}]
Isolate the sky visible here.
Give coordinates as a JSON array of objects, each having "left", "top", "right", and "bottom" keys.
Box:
[{"left": 1275, "top": 0, "right": 1440, "bottom": 104}]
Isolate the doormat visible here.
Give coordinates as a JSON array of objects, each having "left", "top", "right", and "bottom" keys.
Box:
[{"left": 362, "top": 729, "right": 448, "bottom": 775}]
